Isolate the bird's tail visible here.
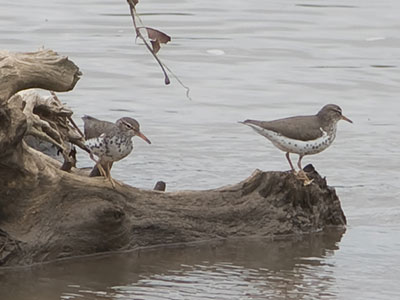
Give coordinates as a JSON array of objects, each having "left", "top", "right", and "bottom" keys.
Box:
[
  {"left": 82, "top": 115, "right": 96, "bottom": 121},
  {"left": 239, "top": 119, "right": 265, "bottom": 135},
  {"left": 238, "top": 119, "right": 262, "bottom": 127}
]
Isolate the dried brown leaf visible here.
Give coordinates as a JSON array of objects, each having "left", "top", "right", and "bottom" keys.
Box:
[
  {"left": 136, "top": 27, "right": 171, "bottom": 54},
  {"left": 146, "top": 27, "right": 171, "bottom": 44},
  {"left": 127, "top": 2, "right": 176, "bottom": 86},
  {"left": 150, "top": 41, "right": 160, "bottom": 54}
]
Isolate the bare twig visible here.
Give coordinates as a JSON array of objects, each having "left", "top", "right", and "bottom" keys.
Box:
[
  {"left": 126, "top": 0, "right": 192, "bottom": 99},
  {"left": 127, "top": 0, "right": 170, "bottom": 85},
  {"left": 162, "top": 63, "right": 192, "bottom": 100}
]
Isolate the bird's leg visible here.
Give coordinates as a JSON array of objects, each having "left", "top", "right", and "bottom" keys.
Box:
[
  {"left": 297, "top": 154, "right": 303, "bottom": 170},
  {"left": 296, "top": 155, "right": 313, "bottom": 185},
  {"left": 97, "top": 163, "right": 107, "bottom": 178},
  {"left": 89, "top": 152, "right": 107, "bottom": 178},
  {"left": 89, "top": 153, "right": 107, "bottom": 178},
  {"left": 285, "top": 152, "right": 296, "bottom": 174},
  {"left": 104, "top": 162, "right": 116, "bottom": 189},
  {"left": 105, "top": 162, "right": 124, "bottom": 188}
]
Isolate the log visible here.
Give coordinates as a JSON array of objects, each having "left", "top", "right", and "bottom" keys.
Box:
[
  {"left": 0, "top": 49, "right": 81, "bottom": 103},
  {"left": 0, "top": 50, "right": 346, "bottom": 267}
]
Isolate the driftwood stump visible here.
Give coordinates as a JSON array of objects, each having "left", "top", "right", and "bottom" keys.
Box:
[{"left": 0, "top": 50, "right": 346, "bottom": 267}]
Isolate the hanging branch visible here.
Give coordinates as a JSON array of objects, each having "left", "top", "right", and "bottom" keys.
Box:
[
  {"left": 126, "top": 0, "right": 192, "bottom": 99},
  {"left": 127, "top": 0, "right": 171, "bottom": 85}
]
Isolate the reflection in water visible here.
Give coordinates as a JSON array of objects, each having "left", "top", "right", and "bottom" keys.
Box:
[{"left": 0, "top": 229, "right": 344, "bottom": 300}]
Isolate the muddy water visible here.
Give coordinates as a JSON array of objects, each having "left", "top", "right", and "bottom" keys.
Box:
[{"left": 0, "top": 0, "right": 399, "bottom": 299}]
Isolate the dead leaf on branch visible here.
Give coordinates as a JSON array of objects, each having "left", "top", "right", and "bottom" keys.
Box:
[
  {"left": 136, "top": 27, "right": 171, "bottom": 54},
  {"left": 127, "top": 0, "right": 170, "bottom": 84},
  {"left": 148, "top": 27, "right": 171, "bottom": 53},
  {"left": 146, "top": 27, "right": 171, "bottom": 44},
  {"left": 126, "top": 0, "right": 191, "bottom": 99}
]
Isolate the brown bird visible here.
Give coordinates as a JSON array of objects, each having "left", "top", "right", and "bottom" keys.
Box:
[
  {"left": 240, "top": 104, "right": 352, "bottom": 183},
  {"left": 82, "top": 115, "right": 151, "bottom": 188}
]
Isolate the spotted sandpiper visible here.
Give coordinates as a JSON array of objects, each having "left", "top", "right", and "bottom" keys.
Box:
[
  {"left": 82, "top": 115, "right": 151, "bottom": 188},
  {"left": 240, "top": 104, "right": 352, "bottom": 183}
]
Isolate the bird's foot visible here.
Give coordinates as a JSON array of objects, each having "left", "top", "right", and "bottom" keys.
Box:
[
  {"left": 108, "top": 177, "right": 124, "bottom": 189},
  {"left": 98, "top": 165, "right": 107, "bottom": 178},
  {"left": 296, "top": 170, "right": 314, "bottom": 186},
  {"left": 109, "top": 177, "right": 116, "bottom": 189}
]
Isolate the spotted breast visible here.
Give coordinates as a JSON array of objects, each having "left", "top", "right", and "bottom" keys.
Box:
[{"left": 85, "top": 133, "right": 134, "bottom": 163}]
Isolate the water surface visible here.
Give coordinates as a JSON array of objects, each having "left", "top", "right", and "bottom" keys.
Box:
[{"left": 0, "top": 0, "right": 399, "bottom": 299}]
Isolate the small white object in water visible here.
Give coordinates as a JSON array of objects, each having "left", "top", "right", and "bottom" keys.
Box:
[
  {"left": 365, "top": 37, "right": 385, "bottom": 41},
  {"left": 206, "top": 49, "right": 225, "bottom": 55}
]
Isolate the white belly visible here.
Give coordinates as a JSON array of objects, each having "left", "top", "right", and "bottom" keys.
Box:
[
  {"left": 85, "top": 136, "right": 134, "bottom": 162},
  {"left": 252, "top": 127, "right": 336, "bottom": 155}
]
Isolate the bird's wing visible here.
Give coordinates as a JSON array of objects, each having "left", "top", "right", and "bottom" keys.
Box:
[
  {"left": 243, "top": 115, "right": 323, "bottom": 141},
  {"left": 82, "top": 115, "right": 116, "bottom": 139}
]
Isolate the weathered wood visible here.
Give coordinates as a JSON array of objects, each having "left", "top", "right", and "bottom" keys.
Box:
[
  {"left": 0, "top": 50, "right": 83, "bottom": 172},
  {"left": 0, "top": 50, "right": 346, "bottom": 267},
  {"left": 0, "top": 157, "right": 346, "bottom": 267},
  {"left": 13, "top": 90, "right": 88, "bottom": 170},
  {"left": 0, "top": 49, "right": 81, "bottom": 104}
]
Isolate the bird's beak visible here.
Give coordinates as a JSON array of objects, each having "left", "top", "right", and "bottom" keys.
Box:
[
  {"left": 137, "top": 131, "right": 151, "bottom": 144},
  {"left": 341, "top": 115, "right": 353, "bottom": 123}
]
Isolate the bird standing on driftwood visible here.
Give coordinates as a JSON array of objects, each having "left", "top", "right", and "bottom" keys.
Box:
[
  {"left": 82, "top": 115, "right": 151, "bottom": 188},
  {"left": 240, "top": 104, "right": 352, "bottom": 184}
]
